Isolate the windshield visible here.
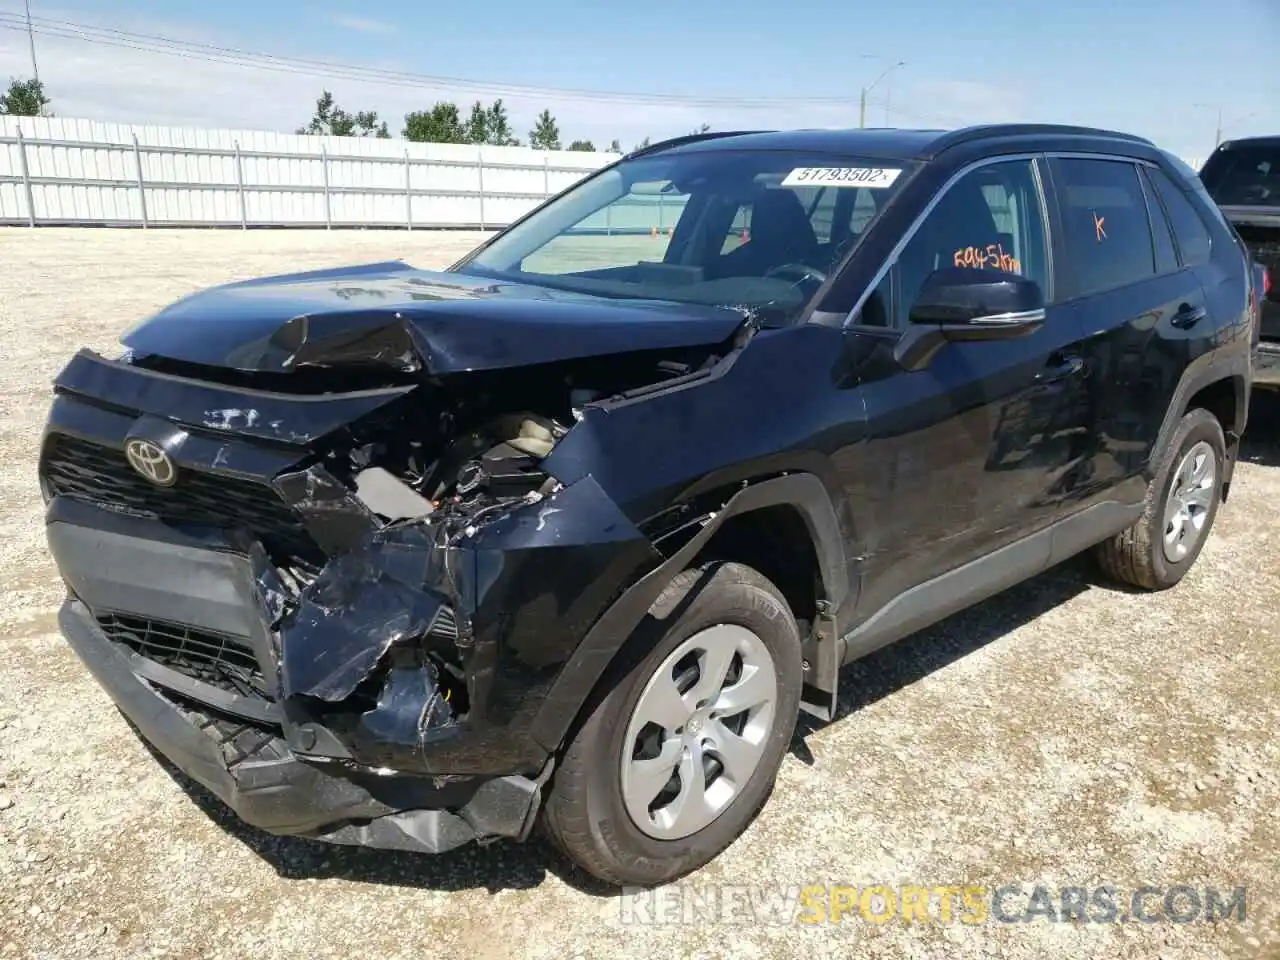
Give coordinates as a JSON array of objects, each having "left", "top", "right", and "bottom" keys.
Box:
[
  {"left": 1201, "top": 145, "right": 1280, "bottom": 207},
  {"left": 455, "top": 149, "right": 913, "bottom": 323}
]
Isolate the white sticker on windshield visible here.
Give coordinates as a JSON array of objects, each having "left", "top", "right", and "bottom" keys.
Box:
[{"left": 781, "top": 167, "right": 902, "bottom": 188}]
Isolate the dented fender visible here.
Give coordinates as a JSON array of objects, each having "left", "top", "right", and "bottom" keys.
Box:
[
  {"left": 528, "top": 471, "right": 855, "bottom": 753},
  {"left": 252, "top": 474, "right": 661, "bottom": 776}
]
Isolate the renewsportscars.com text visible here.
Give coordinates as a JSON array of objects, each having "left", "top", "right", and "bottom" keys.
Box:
[{"left": 619, "top": 884, "right": 1248, "bottom": 926}]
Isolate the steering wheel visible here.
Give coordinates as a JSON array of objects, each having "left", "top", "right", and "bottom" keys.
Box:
[{"left": 764, "top": 262, "right": 828, "bottom": 286}]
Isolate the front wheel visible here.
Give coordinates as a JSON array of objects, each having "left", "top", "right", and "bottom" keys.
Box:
[
  {"left": 540, "top": 562, "right": 802, "bottom": 887},
  {"left": 1094, "top": 407, "right": 1226, "bottom": 590}
]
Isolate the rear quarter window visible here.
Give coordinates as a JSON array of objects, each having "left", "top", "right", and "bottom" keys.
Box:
[{"left": 1147, "top": 167, "right": 1212, "bottom": 267}]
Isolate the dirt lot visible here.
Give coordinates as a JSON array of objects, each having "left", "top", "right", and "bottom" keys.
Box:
[{"left": 1, "top": 228, "right": 1278, "bottom": 960}]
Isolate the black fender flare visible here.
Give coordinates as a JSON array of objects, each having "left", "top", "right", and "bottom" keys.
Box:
[
  {"left": 1150, "top": 345, "right": 1250, "bottom": 488},
  {"left": 528, "top": 472, "right": 850, "bottom": 753}
]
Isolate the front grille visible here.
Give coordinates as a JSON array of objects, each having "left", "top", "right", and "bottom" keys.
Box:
[
  {"left": 175, "top": 699, "right": 287, "bottom": 769},
  {"left": 42, "top": 434, "right": 320, "bottom": 563},
  {"left": 98, "top": 612, "right": 270, "bottom": 700}
]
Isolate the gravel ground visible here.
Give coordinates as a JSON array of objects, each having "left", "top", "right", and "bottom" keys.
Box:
[{"left": 1, "top": 228, "right": 1278, "bottom": 960}]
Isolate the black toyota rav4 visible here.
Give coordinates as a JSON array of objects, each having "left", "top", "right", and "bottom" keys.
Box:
[{"left": 40, "top": 124, "right": 1253, "bottom": 887}]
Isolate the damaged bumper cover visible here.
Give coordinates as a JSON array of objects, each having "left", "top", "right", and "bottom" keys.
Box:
[
  {"left": 42, "top": 353, "right": 665, "bottom": 851},
  {"left": 256, "top": 469, "right": 660, "bottom": 777},
  {"left": 58, "top": 599, "right": 542, "bottom": 852},
  {"left": 46, "top": 474, "right": 656, "bottom": 850}
]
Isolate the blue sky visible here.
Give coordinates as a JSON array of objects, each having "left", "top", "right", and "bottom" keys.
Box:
[{"left": 1, "top": 0, "right": 1277, "bottom": 162}]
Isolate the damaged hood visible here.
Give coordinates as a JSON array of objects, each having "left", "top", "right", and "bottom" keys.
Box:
[{"left": 121, "top": 260, "right": 749, "bottom": 375}]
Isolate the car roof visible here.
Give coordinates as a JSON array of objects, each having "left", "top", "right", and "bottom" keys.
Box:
[
  {"left": 1214, "top": 135, "right": 1280, "bottom": 151},
  {"left": 638, "top": 124, "right": 1154, "bottom": 162},
  {"left": 654, "top": 128, "right": 949, "bottom": 160}
]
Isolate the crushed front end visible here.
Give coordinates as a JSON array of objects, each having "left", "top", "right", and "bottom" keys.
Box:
[{"left": 39, "top": 347, "right": 668, "bottom": 853}]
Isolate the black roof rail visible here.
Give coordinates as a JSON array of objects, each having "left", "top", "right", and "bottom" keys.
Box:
[
  {"left": 928, "top": 123, "right": 1155, "bottom": 155},
  {"left": 624, "top": 130, "right": 770, "bottom": 159}
]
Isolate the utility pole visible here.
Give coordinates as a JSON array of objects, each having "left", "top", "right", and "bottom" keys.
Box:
[
  {"left": 1193, "top": 103, "right": 1256, "bottom": 150},
  {"left": 859, "top": 60, "right": 905, "bottom": 128},
  {"left": 25, "top": 0, "right": 40, "bottom": 85}
]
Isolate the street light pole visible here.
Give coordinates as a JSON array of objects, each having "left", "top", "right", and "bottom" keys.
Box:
[
  {"left": 1194, "top": 102, "right": 1256, "bottom": 150},
  {"left": 859, "top": 60, "right": 905, "bottom": 128},
  {"left": 1219, "top": 110, "right": 1256, "bottom": 146},
  {"left": 25, "top": 0, "right": 40, "bottom": 85}
]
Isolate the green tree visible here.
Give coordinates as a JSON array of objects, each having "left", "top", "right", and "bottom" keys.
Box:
[
  {"left": 0, "top": 78, "right": 50, "bottom": 117},
  {"left": 465, "top": 100, "right": 490, "bottom": 145},
  {"left": 689, "top": 123, "right": 711, "bottom": 135},
  {"left": 297, "top": 90, "right": 388, "bottom": 137},
  {"left": 355, "top": 111, "right": 391, "bottom": 138},
  {"left": 631, "top": 136, "right": 651, "bottom": 152},
  {"left": 460, "top": 99, "right": 520, "bottom": 146},
  {"left": 529, "top": 109, "right": 561, "bottom": 150},
  {"left": 485, "top": 99, "right": 520, "bottom": 146},
  {"left": 403, "top": 102, "right": 467, "bottom": 143},
  {"left": 608, "top": 139, "right": 622, "bottom": 153},
  {"left": 568, "top": 139, "right": 595, "bottom": 152}
]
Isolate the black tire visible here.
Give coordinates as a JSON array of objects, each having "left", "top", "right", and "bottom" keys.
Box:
[
  {"left": 540, "top": 561, "right": 803, "bottom": 888},
  {"left": 1094, "top": 407, "right": 1226, "bottom": 591}
]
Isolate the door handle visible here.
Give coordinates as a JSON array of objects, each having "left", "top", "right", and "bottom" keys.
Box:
[
  {"left": 1172, "top": 304, "right": 1207, "bottom": 329},
  {"left": 1035, "top": 354, "right": 1084, "bottom": 383}
]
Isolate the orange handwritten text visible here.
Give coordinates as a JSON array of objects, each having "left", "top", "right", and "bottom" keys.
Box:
[{"left": 953, "top": 243, "right": 1021, "bottom": 273}]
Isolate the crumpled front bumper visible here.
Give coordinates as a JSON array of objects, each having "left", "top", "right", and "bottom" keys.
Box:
[
  {"left": 56, "top": 599, "right": 544, "bottom": 852},
  {"left": 44, "top": 474, "right": 657, "bottom": 852},
  {"left": 40, "top": 351, "right": 665, "bottom": 852},
  {"left": 45, "top": 492, "right": 561, "bottom": 851}
]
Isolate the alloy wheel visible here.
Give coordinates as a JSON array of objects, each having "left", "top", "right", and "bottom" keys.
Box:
[
  {"left": 619, "top": 624, "right": 779, "bottom": 841},
  {"left": 1162, "top": 440, "right": 1217, "bottom": 563}
]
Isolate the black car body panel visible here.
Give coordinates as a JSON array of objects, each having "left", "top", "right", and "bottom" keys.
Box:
[
  {"left": 57, "top": 598, "right": 540, "bottom": 851},
  {"left": 40, "top": 123, "right": 1254, "bottom": 854},
  {"left": 121, "top": 262, "right": 751, "bottom": 376}
]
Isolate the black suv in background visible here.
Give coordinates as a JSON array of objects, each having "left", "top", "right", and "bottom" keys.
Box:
[
  {"left": 39, "top": 124, "right": 1253, "bottom": 887},
  {"left": 1200, "top": 136, "right": 1280, "bottom": 390}
]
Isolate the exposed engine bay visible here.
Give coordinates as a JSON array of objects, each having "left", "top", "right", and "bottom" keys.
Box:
[
  {"left": 166, "top": 341, "right": 740, "bottom": 770},
  {"left": 322, "top": 344, "right": 729, "bottom": 527}
]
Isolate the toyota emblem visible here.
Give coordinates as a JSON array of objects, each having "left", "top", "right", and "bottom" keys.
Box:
[{"left": 124, "top": 438, "right": 178, "bottom": 487}]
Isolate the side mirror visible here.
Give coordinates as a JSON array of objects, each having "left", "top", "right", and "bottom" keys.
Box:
[
  {"left": 910, "top": 266, "right": 1045, "bottom": 327},
  {"left": 896, "top": 267, "right": 1046, "bottom": 370}
]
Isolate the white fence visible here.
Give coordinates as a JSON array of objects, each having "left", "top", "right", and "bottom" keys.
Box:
[
  {"left": 0, "top": 116, "right": 614, "bottom": 229},
  {"left": 0, "top": 117, "right": 1209, "bottom": 231}
]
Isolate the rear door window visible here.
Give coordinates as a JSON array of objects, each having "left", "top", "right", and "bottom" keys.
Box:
[{"left": 1050, "top": 158, "right": 1155, "bottom": 298}]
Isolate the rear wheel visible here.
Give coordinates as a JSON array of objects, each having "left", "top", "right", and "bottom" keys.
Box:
[
  {"left": 1094, "top": 407, "right": 1225, "bottom": 590},
  {"left": 540, "top": 562, "right": 802, "bottom": 887}
]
